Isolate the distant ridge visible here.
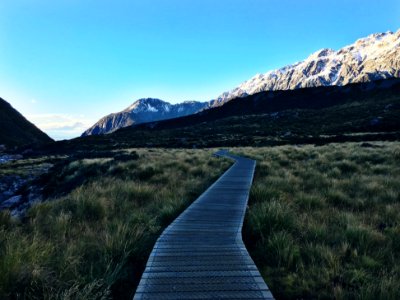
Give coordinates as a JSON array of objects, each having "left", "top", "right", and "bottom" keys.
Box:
[
  {"left": 213, "top": 30, "right": 400, "bottom": 106},
  {"left": 41, "top": 78, "right": 400, "bottom": 153},
  {"left": 0, "top": 97, "right": 53, "bottom": 148},
  {"left": 82, "top": 98, "right": 209, "bottom": 136}
]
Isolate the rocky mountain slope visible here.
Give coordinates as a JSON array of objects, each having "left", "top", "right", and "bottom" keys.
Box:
[
  {"left": 82, "top": 30, "right": 400, "bottom": 136},
  {"left": 213, "top": 30, "right": 400, "bottom": 106},
  {"left": 0, "top": 97, "right": 53, "bottom": 148},
  {"left": 82, "top": 98, "right": 209, "bottom": 136}
]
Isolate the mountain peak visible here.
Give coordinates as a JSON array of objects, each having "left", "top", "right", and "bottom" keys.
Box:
[
  {"left": 124, "top": 98, "right": 167, "bottom": 112},
  {"left": 83, "top": 99, "right": 209, "bottom": 136},
  {"left": 309, "top": 48, "right": 335, "bottom": 59},
  {"left": 137, "top": 98, "right": 166, "bottom": 103}
]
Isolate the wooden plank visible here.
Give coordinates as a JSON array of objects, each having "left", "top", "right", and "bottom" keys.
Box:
[{"left": 133, "top": 151, "right": 274, "bottom": 299}]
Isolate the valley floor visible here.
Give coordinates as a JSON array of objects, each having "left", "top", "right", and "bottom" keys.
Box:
[{"left": 0, "top": 142, "right": 399, "bottom": 299}]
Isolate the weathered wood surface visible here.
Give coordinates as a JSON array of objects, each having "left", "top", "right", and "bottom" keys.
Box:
[{"left": 134, "top": 150, "right": 274, "bottom": 299}]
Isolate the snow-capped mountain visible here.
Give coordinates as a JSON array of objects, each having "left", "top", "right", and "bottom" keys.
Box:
[
  {"left": 83, "top": 30, "right": 400, "bottom": 136},
  {"left": 213, "top": 30, "right": 400, "bottom": 106},
  {"left": 82, "top": 98, "right": 209, "bottom": 136}
]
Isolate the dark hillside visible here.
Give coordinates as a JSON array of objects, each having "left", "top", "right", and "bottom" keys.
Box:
[
  {"left": 133, "top": 78, "right": 400, "bottom": 131},
  {"left": 0, "top": 97, "right": 53, "bottom": 148}
]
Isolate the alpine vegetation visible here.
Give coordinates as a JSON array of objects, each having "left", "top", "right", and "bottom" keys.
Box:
[{"left": 239, "top": 142, "right": 400, "bottom": 299}]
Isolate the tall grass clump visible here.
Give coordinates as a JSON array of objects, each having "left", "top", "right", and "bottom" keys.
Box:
[
  {"left": 0, "top": 148, "right": 231, "bottom": 299},
  {"left": 240, "top": 142, "right": 400, "bottom": 300}
]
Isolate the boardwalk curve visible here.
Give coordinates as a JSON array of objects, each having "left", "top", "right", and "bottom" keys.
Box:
[{"left": 134, "top": 150, "right": 274, "bottom": 299}]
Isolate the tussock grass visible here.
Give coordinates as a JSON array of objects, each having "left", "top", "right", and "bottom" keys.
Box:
[
  {"left": 239, "top": 142, "right": 400, "bottom": 299},
  {"left": 0, "top": 156, "right": 59, "bottom": 178},
  {"left": 0, "top": 148, "right": 230, "bottom": 299}
]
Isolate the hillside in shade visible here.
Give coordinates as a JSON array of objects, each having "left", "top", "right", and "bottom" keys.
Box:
[{"left": 0, "top": 97, "right": 53, "bottom": 148}]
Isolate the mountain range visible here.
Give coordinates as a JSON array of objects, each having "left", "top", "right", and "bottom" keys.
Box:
[
  {"left": 47, "top": 78, "right": 400, "bottom": 154},
  {"left": 213, "top": 30, "right": 400, "bottom": 106},
  {"left": 83, "top": 30, "right": 400, "bottom": 136}
]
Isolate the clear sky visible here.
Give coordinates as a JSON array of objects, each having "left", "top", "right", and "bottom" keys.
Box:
[{"left": 1, "top": 0, "right": 399, "bottom": 140}]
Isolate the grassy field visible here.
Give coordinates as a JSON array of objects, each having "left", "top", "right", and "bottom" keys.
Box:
[
  {"left": 0, "top": 148, "right": 231, "bottom": 299},
  {"left": 2, "top": 142, "right": 399, "bottom": 299},
  {"left": 238, "top": 142, "right": 400, "bottom": 299},
  {"left": 0, "top": 156, "right": 56, "bottom": 178}
]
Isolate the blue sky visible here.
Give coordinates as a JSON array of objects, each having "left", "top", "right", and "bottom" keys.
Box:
[{"left": 1, "top": 0, "right": 399, "bottom": 140}]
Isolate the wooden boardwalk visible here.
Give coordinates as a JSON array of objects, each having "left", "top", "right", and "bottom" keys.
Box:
[{"left": 134, "top": 150, "right": 274, "bottom": 299}]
